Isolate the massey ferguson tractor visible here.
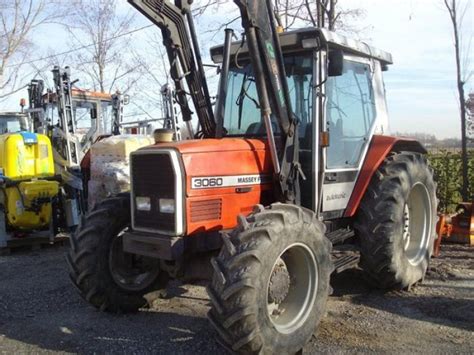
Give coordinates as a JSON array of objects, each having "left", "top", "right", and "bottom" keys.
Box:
[{"left": 68, "top": 0, "right": 437, "bottom": 353}]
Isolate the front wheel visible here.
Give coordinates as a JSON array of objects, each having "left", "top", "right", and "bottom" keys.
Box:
[
  {"left": 67, "top": 194, "right": 168, "bottom": 312},
  {"left": 207, "top": 203, "right": 332, "bottom": 354}
]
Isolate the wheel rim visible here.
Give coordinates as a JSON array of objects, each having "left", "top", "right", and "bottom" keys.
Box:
[
  {"left": 403, "top": 182, "right": 432, "bottom": 266},
  {"left": 266, "top": 243, "right": 318, "bottom": 334},
  {"left": 108, "top": 228, "right": 161, "bottom": 292},
  {"left": 402, "top": 204, "right": 411, "bottom": 251}
]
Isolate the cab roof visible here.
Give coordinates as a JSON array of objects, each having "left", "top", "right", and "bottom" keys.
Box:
[{"left": 210, "top": 27, "right": 393, "bottom": 65}]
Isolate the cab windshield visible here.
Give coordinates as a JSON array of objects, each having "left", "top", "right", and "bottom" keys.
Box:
[
  {"left": 222, "top": 54, "right": 313, "bottom": 139},
  {"left": 73, "top": 100, "right": 97, "bottom": 132},
  {"left": 0, "top": 115, "right": 27, "bottom": 133}
]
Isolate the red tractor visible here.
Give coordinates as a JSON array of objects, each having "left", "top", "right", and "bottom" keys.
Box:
[{"left": 68, "top": 1, "right": 438, "bottom": 353}]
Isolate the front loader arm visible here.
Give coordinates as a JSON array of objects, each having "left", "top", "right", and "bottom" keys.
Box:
[
  {"left": 52, "top": 66, "right": 81, "bottom": 167},
  {"left": 28, "top": 79, "right": 46, "bottom": 133},
  {"left": 128, "top": 0, "right": 216, "bottom": 138},
  {"left": 233, "top": 0, "right": 302, "bottom": 203},
  {"left": 234, "top": 0, "right": 292, "bottom": 133}
]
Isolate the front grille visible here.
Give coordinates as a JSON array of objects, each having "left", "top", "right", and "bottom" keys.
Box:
[
  {"left": 190, "top": 199, "right": 222, "bottom": 222},
  {"left": 131, "top": 152, "right": 176, "bottom": 233}
]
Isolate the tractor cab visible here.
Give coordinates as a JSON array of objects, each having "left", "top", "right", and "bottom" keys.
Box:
[
  {"left": 210, "top": 27, "right": 393, "bottom": 214},
  {"left": 40, "top": 88, "right": 118, "bottom": 161},
  {"left": 28, "top": 67, "right": 130, "bottom": 171},
  {"left": 0, "top": 112, "right": 30, "bottom": 133}
]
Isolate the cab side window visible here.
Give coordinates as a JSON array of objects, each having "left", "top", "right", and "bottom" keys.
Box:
[{"left": 325, "top": 59, "right": 376, "bottom": 169}]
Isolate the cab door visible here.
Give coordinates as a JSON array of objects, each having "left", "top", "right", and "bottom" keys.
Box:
[
  {"left": 289, "top": 53, "right": 316, "bottom": 210},
  {"left": 321, "top": 55, "right": 379, "bottom": 219}
]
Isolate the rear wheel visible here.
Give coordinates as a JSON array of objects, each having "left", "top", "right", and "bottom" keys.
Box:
[
  {"left": 355, "top": 151, "right": 437, "bottom": 289},
  {"left": 67, "top": 193, "right": 168, "bottom": 312},
  {"left": 207, "top": 203, "right": 332, "bottom": 354}
]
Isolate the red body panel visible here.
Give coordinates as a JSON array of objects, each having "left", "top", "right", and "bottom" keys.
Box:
[
  {"left": 140, "top": 135, "right": 425, "bottom": 234},
  {"left": 344, "top": 135, "right": 426, "bottom": 218},
  {"left": 142, "top": 138, "right": 272, "bottom": 235},
  {"left": 182, "top": 141, "right": 272, "bottom": 234}
]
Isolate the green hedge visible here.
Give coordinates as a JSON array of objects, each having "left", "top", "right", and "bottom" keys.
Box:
[{"left": 428, "top": 150, "right": 474, "bottom": 213}]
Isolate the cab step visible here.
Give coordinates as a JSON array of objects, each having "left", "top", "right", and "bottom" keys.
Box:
[
  {"left": 332, "top": 253, "right": 360, "bottom": 274},
  {"left": 326, "top": 228, "right": 355, "bottom": 245}
]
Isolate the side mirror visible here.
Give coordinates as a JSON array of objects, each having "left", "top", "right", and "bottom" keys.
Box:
[{"left": 328, "top": 49, "right": 344, "bottom": 77}]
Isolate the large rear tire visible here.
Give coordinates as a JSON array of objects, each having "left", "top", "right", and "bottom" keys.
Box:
[
  {"left": 207, "top": 203, "right": 332, "bottom": 354},
  {"left": 355, "top": 151, "right": 437, "bottom": 289},
  {"left": 67, "top": 193, "right": 168, "bottom": 313}
]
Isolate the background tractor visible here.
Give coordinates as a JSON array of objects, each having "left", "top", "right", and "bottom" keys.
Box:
[
  {"left": 0, "top": 67, "right": 178, "bottom": 253},
  {"left": 27, "top": 67, "right": 130, "bottom": 229},
  {"left": 68, "top": 0, "right": 438, "bottom": 354},
  {"left": 26, "top": 66, "right": 178, "bottom": 227}
]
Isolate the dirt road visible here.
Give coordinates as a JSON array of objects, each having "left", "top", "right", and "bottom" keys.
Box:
[{"left": 0, "top": 244, "right": 472, "bottom": 354}]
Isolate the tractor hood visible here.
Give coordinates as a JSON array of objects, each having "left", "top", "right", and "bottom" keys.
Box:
[
  {"left": 134, "top": 137, "right": 273, "bottom": 235},
  {"left": 137, "top": 138, "right": 273, "bottom": 195},
  {"left": 140, "top": 138, "right": 267, "bottom": 154}
]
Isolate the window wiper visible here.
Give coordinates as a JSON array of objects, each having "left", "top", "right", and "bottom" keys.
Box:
[{"left": 236, "top": 72, "right": 260, "bottom": 130}]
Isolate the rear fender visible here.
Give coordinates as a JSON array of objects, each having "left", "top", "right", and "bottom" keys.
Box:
[{"left": 343, "top": 135, "right": 427, "bottom": 218}]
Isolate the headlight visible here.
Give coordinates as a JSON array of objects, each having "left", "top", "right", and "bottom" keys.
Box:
[
  {"left": 135, "top": 196, "right": 151, "bottom": 211},
  {"left": 159, "top": 198, "right": 175, "bottom": 214}
]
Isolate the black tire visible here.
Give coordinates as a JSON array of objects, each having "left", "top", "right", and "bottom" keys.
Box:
[
  {"left": 67, "top": 193, "right": 168, "bottom": 313},
  {"left": 207, "top": 203, "right": 332, "bottom": 354},
  {"left": 355, "top": 151, "right": 437, "bottom": 289}
]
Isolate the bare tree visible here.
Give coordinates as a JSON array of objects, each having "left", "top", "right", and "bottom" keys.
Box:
[
  {"left": 0, "top": 0, "right": 60, "bottom": 99},
  {"left": 64, "top": 0, "right": 142, "bottom": 94},
  {"left": 193, "top": 0, "right": 366, "bottom": 38},
  {"left": 274, "top": 0, "right": 367, "bottom": 35},
  {"left": 193, "top": 0, "right": 229, "bottom": 16},
  {"left": 127, "top": 30, "right": 171, "bottom": 119},
  {"left": 443, "top": 0, "right": 472, "bottom": 201}
]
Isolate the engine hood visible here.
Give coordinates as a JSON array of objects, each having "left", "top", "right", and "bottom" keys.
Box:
[
  {"left": 132, "top": 137, "right": 274, "bottom": 236},
  {"left": 139, "top": 138, "right": 267, "bottom": 154}
]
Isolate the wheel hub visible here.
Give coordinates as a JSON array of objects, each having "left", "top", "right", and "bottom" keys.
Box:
[
  {"left": 266, "top": 243, "right": 319, "bottom": 334},
  {"left": 268, "top": 258, "right": 290, "bottom": 304}
]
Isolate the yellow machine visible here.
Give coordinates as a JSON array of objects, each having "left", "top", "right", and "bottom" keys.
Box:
[{"left": 0, "top": 130, "right": 59, "bottom": 248}]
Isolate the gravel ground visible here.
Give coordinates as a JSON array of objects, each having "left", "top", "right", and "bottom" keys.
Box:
[{"left": 0, "top": 243, "right": 472, "bottom": 354}]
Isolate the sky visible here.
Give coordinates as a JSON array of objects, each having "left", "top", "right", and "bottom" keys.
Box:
[
  {"left": 2, "top": 0, "right": 473, "bottom": 139},
  {"left": 356, "top": 0, "right": 473, "bottom": 138}
]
